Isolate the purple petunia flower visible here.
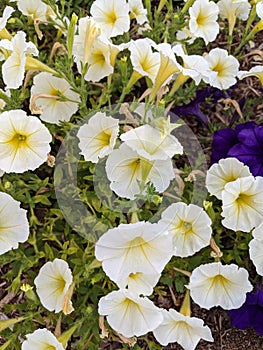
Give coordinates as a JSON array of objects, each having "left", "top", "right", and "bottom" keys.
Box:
[
  {"left": 228, "top": 286, "right": 263, "bottom": 335},
  {"left": 211, "top": 122, "right": 263, "bottom": 176},
  {"left": 172, "top": 87, "right": 230, "bottom": 125}
]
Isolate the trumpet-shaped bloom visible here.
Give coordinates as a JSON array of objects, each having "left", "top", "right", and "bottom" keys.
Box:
[
  {"left": 206, "top": 158, "right": 251, "bottom": 199},
  {"left": 150, "top": 43, "right": 181, "bottom": 96},
  {"left": 34, "top": 259, "right": 74, "bottom": 314},
  {"left": 0, "top": 31, "right": 38, "bottom": 89},
  {"left": 120, "top": 124, "right": 183, "bottom": 161},
  {"left": 84, "top": 38, "right": 115, "bottom": 82},
  {"left": 221, "top": 176, "right": 263, "bottom": 232},
  {"left": 116, "top": 271, "right": 161, "bottom": 296},
  {"left": 30, "top": 72, "right": 80, "bottom": 124},
  {"left": 203, "top": 48, "right": 239, "bottom": 89},
  {"left": 159, "top": 202, "right": 212, "bottom": 257},
  {"left": 98, "top": 289, "right": 163, "bottom": 337},
  {"left": 218, "top": 0, "right": 251, "bottom": 21},
  {"left": 189, "top": 0, "right": 219, "bottom": 44},
  {"left": 22, "top": 328, "right": 64, "bottom": 350},
  {"left": 249, "top": 223, "right": 263, "bottom": 276},
  {"left": 238, "top": 66, "right": 263, "bottom": 85},
  {"left": 77, "top": 112, "right": 119, "bottom": 163},
  {"left": 249, "top": 238, "right": 263, "bottom": 276},
  {"left": 218, "top": 0, "right": 251, "bottom": 35},
  {"left": 0, "top": 110, "right": 52, "bottom": 173},
  {"left": 173, "top": 45, "right": 217, "bottom": 85},
  {"left": 105, "top": 143, "right": 175, "bottom": 199},
  {"left": 153, "top": 309, "right": 213, "bottom": 349},
  {"left": 128, "top": 38, "right": 160, "bottom": 83},
  {"left": 73, "top": 16, "right": 101, "bottom": 67},
  {"left": 188, "top": 262, "right": 253, "bottom": 310},
  {"left": 129, "top": 0, "right": 148, "bottom": 24},
  {"left": 90, "top": 0, "right": 130, "bottom": 38},
  {"left": 0, "top": 6, "right": 14, "bottom": 30},
  {"left": 17, "top": 0, "right": 48, "bottom": 21},
  {"left": 95, "top": 221, "right": 173, "bottom": 283},
  {"left": 0, "top": 192, "right": 29, "bottom": 255}
]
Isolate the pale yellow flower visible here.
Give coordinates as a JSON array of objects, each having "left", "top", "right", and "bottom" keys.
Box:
[
  {"left": 0, "top": 109, "right": 52, "bottom": 173},
  {"left": 34, "top": 259, "right": 74, "bottom": 314}
]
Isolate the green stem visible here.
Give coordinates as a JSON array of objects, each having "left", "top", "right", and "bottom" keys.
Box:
[{"left": 181, "top": 0, "right": 195, "bottom": 14}]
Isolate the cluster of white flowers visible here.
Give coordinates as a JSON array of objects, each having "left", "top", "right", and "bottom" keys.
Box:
[
  {"left": 206, "top": 157, "right": 263, "bottom": 279},
  {"left": 0, "top": 0, "right": 263, "bottom": 348},
  {"left": 78, "top": 111, "right": 183, "bottom": 199}
]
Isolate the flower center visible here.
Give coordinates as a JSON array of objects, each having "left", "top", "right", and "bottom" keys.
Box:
[
  {"left": 53, "top": 275, "right": 66, "bottom": 294},
  {"left": 236, "top": 193, "right": 251, "bottom": 207},
  {"left": 178, "top": 220, "right": 193, "bottom": 235},
  {"left": 96, "top": 130, "right": 112, "bottom": 148},
  {"left": 129, "top": 236, "right": 146, "bottom": 248},
  {"left": 11, "top": 134, "right": 27, "bottom": 148},
  {"left": 107, "top": 10, "right": 117, "bottom": 25},
  {"left": 212, "top": 61, "right": 225, "bottom": 77},
  {"left": 196, "top": 12, "right": 208, "bottom": 26},
  {"left": 92, "top": 51, "right": 106, "bottom": 65},
  {"left": 129, "top": 272, "right": 142, "bottom": 280}
]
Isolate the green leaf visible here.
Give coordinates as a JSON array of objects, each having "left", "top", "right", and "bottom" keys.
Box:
[
  {"left": 0, "top": 338, "right": 12, "bottom": 350},
  {"left": 0, "top": 316, "right": 24, "bottom": 332},
  {"left": 58, "top": 323, "right": 81, "bottom": 347}
]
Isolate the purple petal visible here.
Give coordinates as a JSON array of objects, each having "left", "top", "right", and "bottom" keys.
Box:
[{"left": 211, "top": 129, "right": 238, "bottom": 163}]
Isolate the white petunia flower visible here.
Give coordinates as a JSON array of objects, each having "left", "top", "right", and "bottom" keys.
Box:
[
  {"left": 95, "top": 221, "right": 173, "bottom": 283},
  {"left": 83, "top": 38, "right": 114, "bottom": 82},
  {"left": 105, "top": 143, "right": 175, "bottom": 199},
  {"left": 172, "top": 44, "right": 217, "bottom": 87},
  {"left": 203, "top": 48, "right": 239, "bottom": 89},
  {"left": 0, "top": 31, "right": 38, "bottom": 89},
  {"left": 256, "top": 2, "right": 263, "bottom": 19},
  {"left": 90, "top": 0, "right": 130, "bottom": 38},
  {"left": 17, "top": 0, "right": 48, "bottom": 21},
  {"left": 221, "top": 176, "right": 263, "bottom": 232},
  {"left": 205, "top": 158, "right": 251, "bottom": 199},
  {"left": 252, "top": 221, "right": 263, "bottom": 240},
  {"left": 0, "top": 110, "right": 52, "bottom": 173},
  {"left": 128, "top": 38, "right": 160, "bottom": 83},
  {"left": 249, "top": 238, "right": 263, "bottom": 276},
  {"left": 98, "top": 289, "right": 163, "bottom": 337},
  {"left": 22, "top": 328, "right": 64, "bottom": 350},
  {"left": 34, "top": 259, "right": 74, "bottom": 314},
  {"left": 150, "top": 43, "right": 181, "bottom": 97},
  {"left": 218, "top": 0, "right": 251, "bottom": 35},
  {"left": 129, "top": 0, "right": 148, "bottom": 24},
  {"left": 120, "top": 124, "right": 183, "bottom": 161},
  {"left": 116, "top": 271, "right": 161, "bottom": 296},
  {"left": 0, "top": 192, "right": 29, "bottom": 255},
  {"left": 238, "top": 66, "right": 263, "bottom": 85},
  {"left": 153, "top": 309, "right": 213, "bottom": 349},
  {"left": 77, "top": 112, "right": 119, "bottom": 163},
  {"left": 159, "top": 202, "right": 212, "bottom": 257},
  {"left": 30, "top": 72, "right": 80, "bottom": 125},
  {"left": 73, "top": 16, "right": 101, "bottom": 67},
  {"left": 249, "top": 222, "right": 263, "bottom": 276},
  {"left": 0, "top": 6, "right": 15, "bottom": 30},
  {"left": 187, "top": 262, "right": 253, "bottom": 310},
  {"left": 189, "top": 0, "right": 219, "bottom": 44}
]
